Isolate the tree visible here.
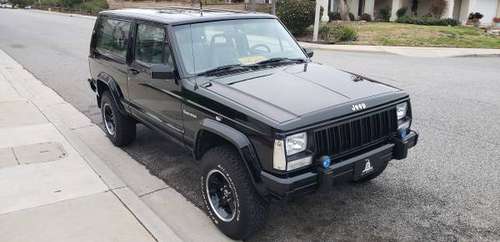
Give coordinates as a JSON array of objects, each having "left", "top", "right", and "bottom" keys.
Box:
[{"left": 339, "top": 0, "right": 350, "bottom": 21}]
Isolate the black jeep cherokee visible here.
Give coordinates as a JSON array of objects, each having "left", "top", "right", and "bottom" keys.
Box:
[{"left": 88, "top": 8, "right": 418, "bottom": 240}]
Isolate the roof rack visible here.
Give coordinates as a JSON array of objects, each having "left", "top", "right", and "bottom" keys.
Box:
[{"left": 149, "top": 5, "right": 250, "bottom": 14}]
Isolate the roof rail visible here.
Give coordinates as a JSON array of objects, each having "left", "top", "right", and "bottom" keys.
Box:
[{"left": 148, "top": 5, "right": 250, "bottom": 14}]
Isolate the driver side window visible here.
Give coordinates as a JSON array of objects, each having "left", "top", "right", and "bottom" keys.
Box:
[{"left": 135, "top": 23, "right": 173, "bottom": 71}]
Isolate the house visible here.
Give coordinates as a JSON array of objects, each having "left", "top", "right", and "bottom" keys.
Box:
[{"left": 319, "top": 0, "right": 500, "bottom": 25}]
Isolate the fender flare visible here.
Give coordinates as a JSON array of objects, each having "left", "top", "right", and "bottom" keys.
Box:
[
  {"left": 96, "top": 73, "right": 127, "bottom": 115},
  {"left": 195, "top": 119, "right": 265, "bottom": 194}
]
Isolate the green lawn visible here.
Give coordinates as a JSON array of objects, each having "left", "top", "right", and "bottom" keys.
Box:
[{"left": 332, "top": 22, "right": 500, "bottom": 49}]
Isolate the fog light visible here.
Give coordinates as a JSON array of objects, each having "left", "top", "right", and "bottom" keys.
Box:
[
  {"left": 321, "top": 156, "right": 331, "bottom": 169},
  {"left": 398, "top": 121, "right": 410, "bottom": 139}
]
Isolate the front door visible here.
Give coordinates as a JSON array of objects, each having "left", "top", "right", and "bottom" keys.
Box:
[{"left": 128, "top": 22, "right": 183, "bottom": 139}]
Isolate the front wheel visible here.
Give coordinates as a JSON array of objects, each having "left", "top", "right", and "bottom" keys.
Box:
[{"left": 200, "top": 145, "right": 268, "bottom": 240}]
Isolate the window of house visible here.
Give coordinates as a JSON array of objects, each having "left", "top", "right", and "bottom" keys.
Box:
[{"left": 96, "top": 18, "right": 131, "bottom": 58}]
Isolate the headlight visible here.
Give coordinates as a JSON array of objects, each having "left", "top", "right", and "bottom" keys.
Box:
[
  {"left": 285, "top": 132, "right": 307, "bottom": 156},
  {"left": 396, "top": 102, "right": 408, "bottom": 120}
]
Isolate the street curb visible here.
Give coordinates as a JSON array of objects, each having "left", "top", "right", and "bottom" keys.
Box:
[
  {"left": 27, "top": 9, "right": 97, "bottom": 20},
  {"left": 299, "top": 41, "right": 500, "bottom": 57},
  {"left": 0, "top": 49, "right": 182, "bottom": 242}
]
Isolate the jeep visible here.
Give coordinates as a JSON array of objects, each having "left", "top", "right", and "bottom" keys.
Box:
[{"left": 88, "top": 8, "right": 418, "bottom": 240}]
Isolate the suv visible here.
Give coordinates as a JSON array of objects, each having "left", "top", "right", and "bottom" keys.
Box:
[{"left": 88, "top": 8, "right": 418, "bottom": 239}]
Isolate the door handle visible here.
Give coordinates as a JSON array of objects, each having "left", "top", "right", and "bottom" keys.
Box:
[{"left": 129, "top": 68, "right": 140, "bottom": 75}]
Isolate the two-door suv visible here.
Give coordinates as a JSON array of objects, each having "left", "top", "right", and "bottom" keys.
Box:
[{"left": 88, "top": 8, "right": 418, "bottom": 239}]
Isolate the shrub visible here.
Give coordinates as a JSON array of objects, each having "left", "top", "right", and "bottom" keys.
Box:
[
  {"left": 349, "top": 12, "right": 356, "bottom": 21},
  {"left": 78, "top": 0, "right": 108, "bottom": 14},
  {"left": 379, "top": 7, "right": 391, "bottom": 22},
  {"left": 277, "top": 0, "right": 317, "bottom": 35},
  {"left": 360, "top": 13, "right": 372, "bottom": 22},
  {"left": 10, "top": 0, "right": 34, "bottom": 7},
  {"left": 319, "top": 24, "right": 358, "bottom": 42},
  {"left": 396, "top": 7, "right": 407, "bottom": 18},
  {"left": 468, "top": 12, "right": 484, "bottom": 20},
  {"left": 396, "top": 16, "right": 459, "bottom": 26},
  {"left": 329, "top": 12, "right": 342, "bottom": 21}
]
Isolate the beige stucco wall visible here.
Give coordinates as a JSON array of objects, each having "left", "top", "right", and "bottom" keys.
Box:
[
  {"left": 497, "top": 0, "right": 500, "bottom": 17},
  {"left": 373, "top": 0, "right": 391, "bottom": 19},
  {"left": 348, "top": 0, "right": 360, "bottom": 18},
  {"left": 469, "top": 0, "right": 498, "bottom": 24},
  {"left": 459, "top": 0, "right": 471, "bottom": 23}
]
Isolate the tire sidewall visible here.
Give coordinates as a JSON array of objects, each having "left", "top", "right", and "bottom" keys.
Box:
[
  {"left": 201, "top": 163, "right": 243, "bottom": 234},
  {"left": 100, "top": 93, "right": 118, "bottom": 142}
]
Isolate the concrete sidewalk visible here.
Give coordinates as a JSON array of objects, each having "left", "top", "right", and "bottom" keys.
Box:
[
  {"left": 299, "top": 42, "right": 500, "bottom": 57},
  {"left": 0, "top": 50, "right": 197, "bottom": 242}
]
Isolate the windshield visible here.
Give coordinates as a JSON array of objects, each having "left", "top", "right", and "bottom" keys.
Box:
[{"left": 172, "top": 18, "right": 307, "bottom": 75}]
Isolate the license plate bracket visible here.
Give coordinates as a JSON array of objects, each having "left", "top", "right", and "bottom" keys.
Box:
[{"left": 353, "top": 153, "right": 385, "bottom": 181}]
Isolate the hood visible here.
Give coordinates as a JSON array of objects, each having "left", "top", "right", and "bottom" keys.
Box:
[{"left": 203, "top": 63, "right": 407, "bottom": 130}]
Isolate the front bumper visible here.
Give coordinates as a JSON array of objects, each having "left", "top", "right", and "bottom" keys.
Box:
[{"left": 261, "top": 130, "right": 419, "bottom": 199}]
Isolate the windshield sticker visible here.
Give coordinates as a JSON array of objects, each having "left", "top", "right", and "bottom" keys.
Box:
[{"left": 238, "top": 56, "right": 267, "bottom": 65}]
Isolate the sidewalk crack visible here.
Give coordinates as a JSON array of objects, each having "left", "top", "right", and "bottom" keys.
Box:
[
  {"left": 10, "top": 147, "right": 20, "bottom": 165},
  {"left": 138, "top": 187, "right": 169, "bottom": 198}
]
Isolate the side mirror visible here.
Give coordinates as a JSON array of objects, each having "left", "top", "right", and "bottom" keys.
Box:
[
  {"left": 151, "top": 64, "right": 176, "bottom": 80},
  {"left": 304, "top": 48, "right": 314, "bottom": 58}
]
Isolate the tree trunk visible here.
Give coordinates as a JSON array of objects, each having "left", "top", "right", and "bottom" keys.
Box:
[{"left": 339, "top": 0, "right": 351, "bottom": 21}]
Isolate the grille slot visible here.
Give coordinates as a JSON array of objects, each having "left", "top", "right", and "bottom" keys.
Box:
[{"left": 313, "top": 108, "right": 397, "bottom": 156}]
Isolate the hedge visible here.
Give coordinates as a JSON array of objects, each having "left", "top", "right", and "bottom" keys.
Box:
[
  {"left": 396, "top": 16, "right": 460, "bottom": 26},
  {"left": 277, "top": 0, "right": 317, "bottom": 35}
]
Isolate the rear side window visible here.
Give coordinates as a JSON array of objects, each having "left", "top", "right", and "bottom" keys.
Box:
[{"left": 95, "top": 18, "right": 131, "bottom": 58}]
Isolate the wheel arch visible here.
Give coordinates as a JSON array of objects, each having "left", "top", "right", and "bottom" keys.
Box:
[
  {"left": 95, "top": 72, "right": 127, "bottom": 115},
  {"left": 194, "top": 119, "right": 265, "bottom": 195}
]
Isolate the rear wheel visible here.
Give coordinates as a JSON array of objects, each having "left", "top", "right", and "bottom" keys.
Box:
[
  {"left": 100, "top": 91, "right": 136, "bottom": 147},
  {"left": 200, "top": 145, "right": 268, "bottom": 240}
]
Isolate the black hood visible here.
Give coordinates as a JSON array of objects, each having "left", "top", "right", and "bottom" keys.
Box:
[{"left": 202, "top": 63, "right": 407, "bottom": 131}]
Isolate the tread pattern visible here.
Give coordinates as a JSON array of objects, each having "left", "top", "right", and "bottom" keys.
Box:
[
  {"left": 201, "top": 145, "right": 268, "bottom": 240},
  {"left": 101, "top": 91, "right": 136, "bottom": 147}
]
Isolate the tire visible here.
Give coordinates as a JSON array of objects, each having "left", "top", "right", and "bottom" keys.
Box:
[
  {"left": 100, "top": 91, "right": 136, "bottom": 147},
  {"left": 200, "top": 145, "right": 268, "bottom": 240},
  {"left": 352, "top": 160, "right": 389, "bottom": 183}
]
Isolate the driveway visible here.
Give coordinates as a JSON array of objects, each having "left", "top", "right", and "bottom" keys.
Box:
[{"left": 1, "top": 9, "right": 499, "bottom": 241}]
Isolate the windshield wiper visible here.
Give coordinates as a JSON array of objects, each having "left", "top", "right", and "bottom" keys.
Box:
[
  {"left": 197, "top": 64, "right": 249, "bottom": 76},
  {"left": 252, "top": 57, "right": 306, "bottom": 66}
]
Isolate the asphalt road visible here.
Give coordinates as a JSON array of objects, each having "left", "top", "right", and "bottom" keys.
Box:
[{"left": 1, "top": 9, "right": 500, "bottom": 241}]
